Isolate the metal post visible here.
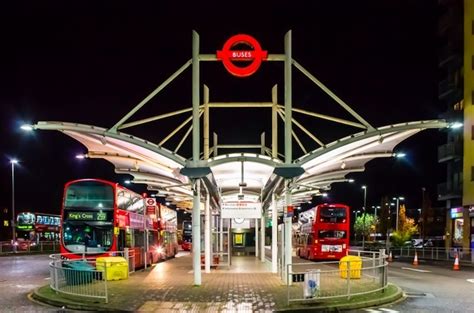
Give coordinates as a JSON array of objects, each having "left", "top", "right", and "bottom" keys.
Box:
[
  {"left": 362, "top": 186, "right": 367, "bottom": 250},
  {"left": 11, "top": 161, "right": 16, "bottom": 252},
  {"left": 144, "top": 229, "right": 148, "bottom": 270},
  {"left": 192, "top": 179, "right": 201, "bottom": 285},
  {"left": 213, "top": 133, "right": 218, "bottom": 157},
  {"left": 220, "top": 216, "right": 223, "bottom": 259},
  {"left": 272, "top": 85, "right": 278, "bottom": 159},
  {"left": 205, "top": 192, "right": 211, "bottom": 273},
  {"left": 229, "top": 219, "right": 232, "bottom": 266},
  {"left": 143, "top": 203, "right": 148, "bottom": 269},
  {"left": 284, "top": 30, "right": 293, "bottom": 284},
  {"left": 261, "top": 213, "right": 265, "bottom": 262},
  {"left": 192, "top": 30, "right": 201, "bottom": 286},
  {"left": 204, "top": 85, "right": 210, "bottom": 160},
  {"left": 272, "top": 194, "right": 278, "bottom": 273},
  {"left": 255, "top": 218, "right": 259, "bottom": 258},
  {"left": 396, "top": 198, "right": 399, "bottom": 232}
]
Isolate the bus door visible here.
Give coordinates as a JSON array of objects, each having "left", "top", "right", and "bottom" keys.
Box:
[{"left": 117, "top": 229, "right": 126, "bottom": 252}]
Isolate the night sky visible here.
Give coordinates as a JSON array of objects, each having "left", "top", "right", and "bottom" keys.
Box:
[{"left": 0, "top": 1, "right": 444, "bottom": 218}]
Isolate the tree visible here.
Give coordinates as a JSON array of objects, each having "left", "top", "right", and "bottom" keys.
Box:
[
  {"left": 391, "top": 204, "right": 418, "bottom": 247},
  {"left": 354, "top": 213, "right": 376, "bottom": 241}
]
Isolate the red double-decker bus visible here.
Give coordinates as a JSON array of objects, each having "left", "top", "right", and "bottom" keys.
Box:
[
  {"left": 60, "top": 178, "right": 178, "bottom": 267},
  {"left": 296, "top": 203, "right": 350, "bottom": 260}
]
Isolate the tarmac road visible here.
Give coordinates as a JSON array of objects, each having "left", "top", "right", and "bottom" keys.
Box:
[
  {"left": 0, "top": 254, "right": 75, "bottom": 312},
  {"left": 349, "top": 259, "right": 474, "bottom": 313}
]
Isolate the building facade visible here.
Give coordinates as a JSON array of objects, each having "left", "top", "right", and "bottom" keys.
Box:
[{"left": 439, "top": 0, "right": 474, "bottom": 250}]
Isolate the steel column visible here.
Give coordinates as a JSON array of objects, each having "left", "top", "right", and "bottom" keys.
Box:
[
  {"left": 261, "top": 213, "right": 265, "bottom": 262},
  {"left": 191, "top": 30, "right": 201, "bottom": 286},
  {"left": 205, "top": 192, "right": 211, "bottom": 273},
  {"left": 284, "top": 30, "right": 293, "bottom": 284},
  {"left": 272, "top": 193, "right": 278, "bottom": 273},
  {"left": 255, "top": 218, "right": 259, "bottom": 258}
]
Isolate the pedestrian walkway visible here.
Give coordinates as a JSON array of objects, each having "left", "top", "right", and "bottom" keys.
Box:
[{"left": 32, "top": 252, "right": 403, "bottom": 312}]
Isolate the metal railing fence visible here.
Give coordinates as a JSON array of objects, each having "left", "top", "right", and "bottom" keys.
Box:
[
  {"left": 49, "top": 250, "right": 135, "bottom": 303},
  {"left": 0, "top": 240, "right": 60, "bottom": 254},
  {"left": 49, "top": 258, "right": 108, "bottom": 303},
  {"left": 390, "top": 246, "right": 474, "bottom": 263},
  {"left": 287, "top": 249, "right": 387, "bottom": 305}
]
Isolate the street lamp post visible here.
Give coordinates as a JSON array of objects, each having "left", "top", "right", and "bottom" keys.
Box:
[
  {"left": 393, "top": 196, "right": 405, "bottom": 232},
  {"left": 362, "top": 186, "right": 367, "bottom": 249},
  {"left": 10, "top": 159, "right": 18, "bottom": 252}
]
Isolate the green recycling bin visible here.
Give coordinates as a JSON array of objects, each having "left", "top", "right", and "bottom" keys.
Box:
[{"left": 63, "top": 260, "right": 95, "bottom": 285}]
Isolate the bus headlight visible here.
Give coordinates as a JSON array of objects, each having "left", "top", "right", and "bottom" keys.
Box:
[{"left": 156, "top": 246, "right": 164, "bottom": 254}]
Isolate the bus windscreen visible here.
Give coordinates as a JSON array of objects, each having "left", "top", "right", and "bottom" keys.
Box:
[
  {"left": 65, "top": 181, "right": 114, "bottom": 209},
  {"left": 319, "top": 207, "right": 347, "bottom": 223},
  {"left": 318, "top": 230, "right": 347, "bottom": 239}
]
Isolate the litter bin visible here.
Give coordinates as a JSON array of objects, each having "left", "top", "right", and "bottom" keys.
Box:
[
  {"left": 96, "top": 256, "right": 129, "bottom": 281},
  {"left": 63, "top": 260, "right": 95, "bottom": 285},
  {"left": 339, "top": 255, "right": 362, "bottom": 279}
]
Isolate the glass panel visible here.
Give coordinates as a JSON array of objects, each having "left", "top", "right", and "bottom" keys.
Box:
[
  {"left": 318, "top": 230, "right": 347, "bottom": 239},
  {"left": 62, "top": 222, "right": 113, "bottom": 253},
  {"left": 453, "top": 218, "right": 463, "bottom": 245},
  {"left": 65, "top": 181, "right": 114, "bottom": 209},
  {"left": 319, "top": 207, "right": 347, "bottom": 223}
]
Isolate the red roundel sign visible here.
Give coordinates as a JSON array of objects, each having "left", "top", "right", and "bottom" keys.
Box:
[{"left": 217, "top": 34, "right": 268, "bottom": 77}]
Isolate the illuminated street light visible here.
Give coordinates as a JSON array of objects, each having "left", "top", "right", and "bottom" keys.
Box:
[
  {"left": 348, "top": 179, "right": 355, "bottom": 183},
  {"left": 393, "top": 196, "right": 405, "bottom": 232},
  {"left": 393, "top": 152, "right": 406, "bottom": 158},
  {"left": 448, "top": 122, "right": 463, "bottom": 129},
  {"left": 10, "top": 159, "right": 18, "bottom": 252},
  {"left": 321, "top": 193, "right": 328, "bottom": 197},
  {"left": 75, "top": 154, "right": 86, "bottom": 159},
  {"left": 124, "top": 180, "right": 131, "bottom": 184},
  {"left": 20, "top": 124, "right": 34, "bottom": 131}
]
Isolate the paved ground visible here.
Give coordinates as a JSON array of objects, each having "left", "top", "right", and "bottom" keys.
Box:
[{"left": 33, "top": 252, "right": 402, "bottom": 312}]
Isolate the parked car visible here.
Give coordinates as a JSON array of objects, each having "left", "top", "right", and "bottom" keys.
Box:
[
  {"left": 182, "top": 240, "right": 192, "bottom": 251},
  {"left": 404, "top": 239, "right": 433, "bottom": 248}
]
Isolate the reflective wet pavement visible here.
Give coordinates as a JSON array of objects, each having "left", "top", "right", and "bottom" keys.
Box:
[{"left": 109, "top": 253, "right": 285, "bottom": 312}]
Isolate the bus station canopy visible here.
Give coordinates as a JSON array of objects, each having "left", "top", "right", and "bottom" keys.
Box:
[{"left": 34, "top": 119, "right": 447, "bottom": 213}]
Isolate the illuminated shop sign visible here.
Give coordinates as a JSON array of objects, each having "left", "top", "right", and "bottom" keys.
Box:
[
  {"left": 217, "top": 34, "right": 268, "bottom": 77},
  {"left": 17, "top": 225, "right": 34, "bottom": 230},
  {"left": 450, "top": 207, "right": 463, "bottom": 219},
  {"left": 36, "top": 214, "right": 60, "bottom": 226}
]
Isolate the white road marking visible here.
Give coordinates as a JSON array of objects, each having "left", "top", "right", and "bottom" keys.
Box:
[
  {"left": 466, "top": 279, "right": 474, "bottom": 283},
  {"left": 363, "top": 309, "right": 381, "bottom": 312},
  {"left": 44, "top": 277, "right": 50, "bottom": 280},
  {"left": 380, "top": 309, "right": 399, "bottom": 312},
  {"left": 401, "top": 267, "right": 431, "bottom": 273}
]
